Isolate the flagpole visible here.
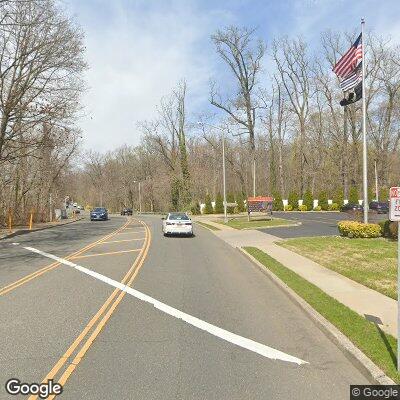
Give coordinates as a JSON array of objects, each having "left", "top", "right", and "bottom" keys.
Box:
[{"left": 361, "top": 18, "right": 368, "bottom": 224}]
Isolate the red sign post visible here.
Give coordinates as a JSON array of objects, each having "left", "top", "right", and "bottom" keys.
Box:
[{"left": 389, "top": 187, "right": 400, "bottom": 371}]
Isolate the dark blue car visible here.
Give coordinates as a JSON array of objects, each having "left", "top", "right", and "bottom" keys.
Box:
[{"left": 90, "top": 207, "right": 109, "bottom": 221}]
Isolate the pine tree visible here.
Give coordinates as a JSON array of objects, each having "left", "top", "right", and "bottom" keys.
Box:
[
  {"left": 226, "top": 192, "right": 235, "bottom": 214},
  {"left": 349, "top": 186, "right": 359, "bottom": 204},
  {"left": 333, "top": 188, "right": 344, "bottom": 206},
  {"left": 318, "top": 191, "right": 329, "bottom": 211},
  {"left": 204, "top": 194, "right": 213, "bottom": 214},
  {"left": 273, "top": 192, "right": 283, "bottom": 211},
  {"left": 236, "top": 192, "right": 245, "bottom": 212},
  {"left": 303, "top": 190, "right": 313, "bottom": 210},
  {"left": 214, "top": 192, "right": 224, "bottom": 214},
  {"left": 288, "top": 192, "right": 299, "bottom": 210}
]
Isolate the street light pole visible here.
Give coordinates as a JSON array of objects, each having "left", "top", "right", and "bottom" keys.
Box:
[
  {"left": 374, "top": 159, "right": 379, "bottom": 201},
  {"left": 138, "top": 181, "right": 142, "bottom": 214},
  {"left": 222, "top": 130, "right": 227, "bottom": 223},
  {"left": 197, "top": 122, "right": 228, "bottom": 222}
]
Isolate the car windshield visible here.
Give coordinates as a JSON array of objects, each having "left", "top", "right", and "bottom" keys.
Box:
[
  {"left": 93, "top": 208, "right": 106, "bottom": 212},
  {"left": 168, "top": 213, "right": 189, "bottom": 221}
]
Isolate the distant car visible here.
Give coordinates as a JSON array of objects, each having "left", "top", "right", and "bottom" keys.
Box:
[
  {"left": 340, "top": 203, "right": 363, "bottom": 212},
  {"left": 162, "top": 212, "right": 193, "bottom": 237},
  {"left": 121, "top": 208, "right": 133, "bottom": 216},
  {"left": 369, "top": 201, "right": 389, "bottom": 214},
  {"left": 90, "top": 207, "right": 108, "bottom": 221}
]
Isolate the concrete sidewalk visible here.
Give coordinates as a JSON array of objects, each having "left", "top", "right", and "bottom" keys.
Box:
[{"left": 199, "top": 219, "right": 397, "bottom": 337}]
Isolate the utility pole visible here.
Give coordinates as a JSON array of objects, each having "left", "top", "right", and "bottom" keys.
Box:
[
  {"left": 139, "top": 181, "right": 142, "bottom": 214},
  {"left": 49, "top": 192, "right": 53, "bottom": 222},
  {"left": 222, "top": 130, "right": 227, "bottom": 223}
]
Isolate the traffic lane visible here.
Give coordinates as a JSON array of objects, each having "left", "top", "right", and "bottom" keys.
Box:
[
  {"left": 60, "top": 215, "right": 368, "bottom": 399},
  {"left": 0, "top": 222, "right": 146, "bottom": 400},
  {"left": 0, "top": 217, "right": 127, "bottom": 289}
]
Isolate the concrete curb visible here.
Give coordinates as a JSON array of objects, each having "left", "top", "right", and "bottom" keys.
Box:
[
  {"left": 241, "top": 222, "right": 302, "bottom": 230},
  {"left": 238, "top": 247, "right": 395, "bottom": 386},
  {"left": 0, "top": 217, "right": 85, "bottom": 240}
]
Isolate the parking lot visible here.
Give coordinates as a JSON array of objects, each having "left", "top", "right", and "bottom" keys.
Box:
[{"left": 259, "top": 211, "right": 388, "bottom": 238}]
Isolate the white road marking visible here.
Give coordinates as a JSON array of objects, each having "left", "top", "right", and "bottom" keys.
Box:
[
  {"left": 12, "top": 243, "right": 19, "bottom": 245},
  {"left": 22, "top": 245, "right": 308, "bottom": 366}
]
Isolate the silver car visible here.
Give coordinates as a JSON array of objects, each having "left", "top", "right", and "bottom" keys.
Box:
[{"left": 162, "top": 212, "right": 193, "bottom": 237}]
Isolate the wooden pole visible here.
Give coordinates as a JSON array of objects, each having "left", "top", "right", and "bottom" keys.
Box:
[{"left": 8, "top": 209, "right": 12, "bottom": 233}]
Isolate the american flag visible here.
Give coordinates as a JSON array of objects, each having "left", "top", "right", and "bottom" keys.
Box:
[
  {"left": 340, "top": 62, "right": 362, "bottom": 92},
  {"left": 333, "top": 33, "right": 362, "bottom": 79}
]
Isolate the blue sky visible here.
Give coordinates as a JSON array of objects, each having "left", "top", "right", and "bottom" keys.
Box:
[{"left": 64, "top": 0, "right": 400, "bottom": 152}]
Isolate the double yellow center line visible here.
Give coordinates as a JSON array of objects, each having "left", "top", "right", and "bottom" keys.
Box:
[{"left": 29, "top": 219, "right": 152, "bottom": 400}]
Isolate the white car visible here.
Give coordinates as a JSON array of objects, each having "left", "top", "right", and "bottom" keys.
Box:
[{"left": 162, "top": 212, "right": 193, "bottom": 237}]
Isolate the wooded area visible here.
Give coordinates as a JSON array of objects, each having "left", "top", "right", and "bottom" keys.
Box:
[
  {"left": 1, "top": 2, "right": 399, "bottom": 221},
  {"left": 0, "top": 0, "right": 86, "bottom": 225}
]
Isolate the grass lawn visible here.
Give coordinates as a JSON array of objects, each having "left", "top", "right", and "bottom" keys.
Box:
[
  {"left": 243, "top": 247, "right": 399, "bottom": 383},
  {"left": 279, "top": 237, "right": 397, "bottom": 299},
  {"left": 196, "top": 221, "right": 221, "bottom": 231},
  {"left": 214, "top": 216, "right": 293, "bottom": 230}
]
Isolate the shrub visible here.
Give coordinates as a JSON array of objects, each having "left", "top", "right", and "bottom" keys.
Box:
[
  {"left": 236, "top": 192, "right": 246, "bottom": 212},
  {"left": 190, "top": 201, "right": 201, "bottom": 215},
  {"left": 273, "top": 192, "right": 283, "bottom": 211},
  {"left": 349, "top": 186, "right": 359, "bottom": 204},
  {"left": 286, "top": 204, "right": 293, "bottom": 211},
  {"left": 303, "top": 190, "right": 314, "bottom": 211},
  {"left": 389, "top": 222, "right": 398, "bottom": 239},
  {"left": 226, "top": 192, "right": 235, "bottom": 214},
  {"left": 288, "top": 192, "right": 299, "bottom": 210},
  {"left": 333, "top": 188, "right": 344, "bottom": 206},
  {"left": 328, "top": 203, "right": 339, "bottom": 211},
  {"left": 318, "top": 191, "right": 329, "bottom": 211},
  {"left": 314, "top": 205, "right": 322, "bottom": 211},
  {"left": 338, "top": 221, "right": 381, "bottom": 238},
  {"left": 204, "top": 194, "right": 213, "bottom": 214},
  {"left": 379, "top": 220, "right": 390, "bottom": 237},
  {"left": 380, "top": 220, "right": 398, "bottom": 239},
  {"left": 380, "top": 187, "right": 389, "bottom": 202},
  {"left": 298, "top": 204, "right": 308, "bottom": 211},
  {"left": 214, "top": 192, "right": 224, "bottom": 214}
]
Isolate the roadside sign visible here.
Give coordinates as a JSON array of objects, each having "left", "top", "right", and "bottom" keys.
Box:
[
  {"left": 389, "top": 187, "right": 400, "bottom": 221},
  {"left": 247, "top": 196, "right": 273, "bottom": 221}
]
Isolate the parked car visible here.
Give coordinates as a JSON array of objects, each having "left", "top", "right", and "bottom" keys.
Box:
[
  {"left": 369, "top": 201, "right": 389, "bottom": 214},
  {"left": 121, "top": 208, "right": 133, "bottom": 216},
  {"left": 162, "top": 212, "right": 193, "bottom": 237},
  {"left": 340, "top": 203, "right": 363, "bottom": 212},
  {"left": 90, "top": 207, "right": 109, "bottom": 221}
]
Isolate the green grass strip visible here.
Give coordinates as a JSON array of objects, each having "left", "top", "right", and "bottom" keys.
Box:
[
  {"left": 196, "top": 221, "right": 221, "bottom": 231},
  {"left": 243, "top": 246, "right": 399, "bottom": 383}
]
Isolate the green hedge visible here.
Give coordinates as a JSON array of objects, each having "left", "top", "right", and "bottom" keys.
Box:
[
  {"left": 338, "top": 221, "right": 381, "bottom": 238},
  {"left": 379, "top": 220, "right": 398, "bottom": 239}
]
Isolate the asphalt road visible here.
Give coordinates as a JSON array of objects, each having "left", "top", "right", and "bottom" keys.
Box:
[
  {"left": 0, "top": 215, "right": 369, "bottom": 399},
  {"left": 260, "top": 211, "right": 388, "bottom": 238}
]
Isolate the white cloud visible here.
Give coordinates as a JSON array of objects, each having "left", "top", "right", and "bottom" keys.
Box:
[{"left": 66, "top": 0, "right": 233, "bottom": 152}]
